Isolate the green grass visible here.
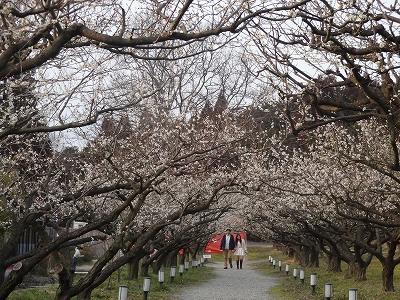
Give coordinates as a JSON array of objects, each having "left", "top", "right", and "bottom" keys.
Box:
[
  {"left": 8, "top": 245, "right": 400, "bottom": 300},
  {"left": 8, "top": 264, "right": 215, "bottom": 300},
  {"left": 8, "top": 286, "right": 59, "bottom": 300},
  {"left": 251, "top": 245, "right": 400, "bottom": 300}
]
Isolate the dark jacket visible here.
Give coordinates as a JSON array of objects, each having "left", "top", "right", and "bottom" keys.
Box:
[{"left": 220, "top": 234, "right": 235, "bottom": 250}]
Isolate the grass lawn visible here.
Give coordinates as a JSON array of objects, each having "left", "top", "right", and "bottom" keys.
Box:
[
  {"left": 251, "top": 245, "right": 400, "bottom": 300},
  {"left": 8, "top": 262, "right": 215, "bottom": 300}
]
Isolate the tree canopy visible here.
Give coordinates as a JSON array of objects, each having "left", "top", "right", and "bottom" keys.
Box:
[{"left": 3, "top": 0, "right": 400, "bottom": 297}]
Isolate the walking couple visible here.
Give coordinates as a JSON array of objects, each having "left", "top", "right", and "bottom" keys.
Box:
[{"left": 220, "top": 228, "right": 247, "bottom": 269}]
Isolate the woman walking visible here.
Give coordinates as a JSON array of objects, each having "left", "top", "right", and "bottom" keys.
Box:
[{"left": 234, "top": 234, "right": 247, "bottom": 269}]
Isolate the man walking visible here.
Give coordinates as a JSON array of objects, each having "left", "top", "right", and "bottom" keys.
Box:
[
  {"left": 220, "top": 228, "right": 235, "bottom": 269},
  {"left": 73, "top": 246, "right": 84, "bottom": 270}
]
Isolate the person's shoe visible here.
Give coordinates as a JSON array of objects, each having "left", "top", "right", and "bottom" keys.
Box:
[{"left": 224, "top": 267, "right": 227, "bottom": 269}]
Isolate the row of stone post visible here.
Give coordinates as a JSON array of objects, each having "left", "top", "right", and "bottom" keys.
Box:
[
  {"left": 268, "top": 255, "right": 358, "bottom": 300},
  {"left": 118, "top": 258, "right": 205, "bottom": 300}
]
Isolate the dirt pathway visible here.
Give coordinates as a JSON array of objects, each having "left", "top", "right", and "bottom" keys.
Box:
[{"left": 177, "top": 259, "right": 279, "bottom": 300}]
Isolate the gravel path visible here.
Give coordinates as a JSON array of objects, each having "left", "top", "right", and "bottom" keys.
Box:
[{"left": 177, "top": 260, "right": 279, "bottom": 300}]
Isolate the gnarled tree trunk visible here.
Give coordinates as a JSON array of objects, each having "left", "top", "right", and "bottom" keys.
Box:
[
  {"left": 128, "top": 258, "right": 140, "bottom": 280},
  {"left": 308, "top": 246, "right": 319, "bottom": 267},
  {"left": 382, "top": 261, "right": 395, "bottom": 292},
  {"left": 327, "top": 253, "right": 342, "bottom": 272},
  {"left": 348, "top": 262, "right": 367, "bottom": 281}
]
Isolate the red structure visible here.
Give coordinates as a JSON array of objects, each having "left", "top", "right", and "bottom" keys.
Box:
[{"left": 205, "top": 232, "right": 247, "bottom": 254}]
